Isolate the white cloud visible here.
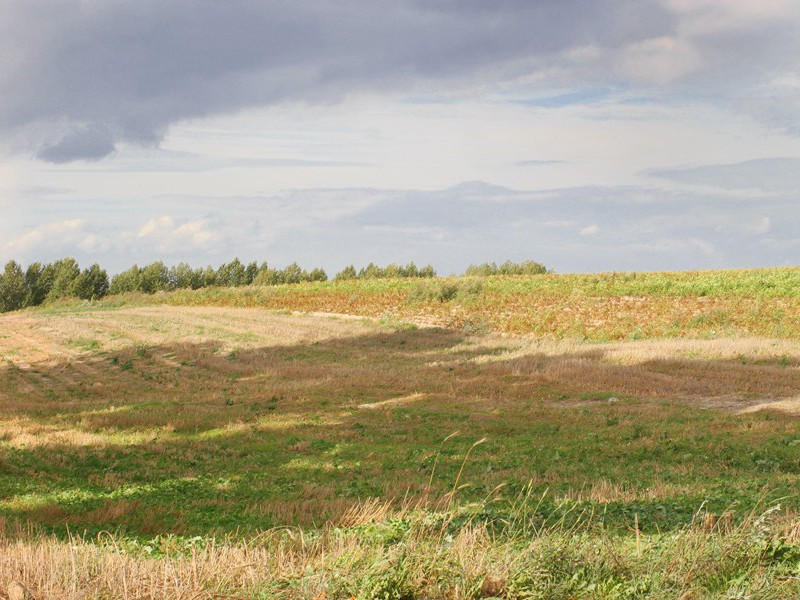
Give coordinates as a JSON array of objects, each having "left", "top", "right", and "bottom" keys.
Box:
[
  {"left": 580, "top": 224, "right": 600, "bottom": 236},
  {"left": 2, "top": 219, "right": 87, "bottom": 253},
  {"left": 133, "top": 216, "right": 220, "bottom": 251}
]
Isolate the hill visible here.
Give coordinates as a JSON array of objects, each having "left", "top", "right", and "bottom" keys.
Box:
[{"left": 1, "top": 270, "right": 799, "bottom": 597}]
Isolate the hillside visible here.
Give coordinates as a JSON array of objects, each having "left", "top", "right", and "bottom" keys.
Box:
[
  {"left": 48, "top": 267, "right": 800, "bottom": 340},
  {"left": 1, "top": 275, "right": 799, "bottom": 597}
]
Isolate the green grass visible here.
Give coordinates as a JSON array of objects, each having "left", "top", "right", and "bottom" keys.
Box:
[
  {"left": 32, "top": 266, "right": 800, "bottom": 342},
  {"left": 1, "top": 292, "right": 800, "bottom": 597}
]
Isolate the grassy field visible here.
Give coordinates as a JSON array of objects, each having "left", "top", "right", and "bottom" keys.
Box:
[
  {"left": 66, "top": 267, "right": 800, "bottom": 341},
  {"left": 1, "top": 269, "right": 800, "bottom": 598}
]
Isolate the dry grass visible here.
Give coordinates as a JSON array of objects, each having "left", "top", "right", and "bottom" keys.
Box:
[
  {"left": 1, "top": 304, "right": 800, "bottom": 597},
  {"left": 0, "top": 502, "right": 798, "bottom": 599}
]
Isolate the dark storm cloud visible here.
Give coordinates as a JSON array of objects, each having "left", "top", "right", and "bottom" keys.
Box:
[{"left": 0, "top": 0, "right": 678, "bottom": 161}]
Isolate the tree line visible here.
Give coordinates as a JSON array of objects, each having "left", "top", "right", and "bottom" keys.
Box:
[
  {"left": 0, "top": 257, "right": 549, "bottom": 313},
  {"left": 0, "top": 258, "right": 435, "bottom": 312}
]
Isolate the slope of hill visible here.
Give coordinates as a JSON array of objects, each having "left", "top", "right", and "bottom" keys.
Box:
[{"left": 1, "top": 272, "right": 799, "bottom": 597}]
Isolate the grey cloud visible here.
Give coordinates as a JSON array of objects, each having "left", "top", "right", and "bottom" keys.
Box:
[
  {"left": 46, "top": 149, "right": 373, "bottom": 173},
  {"left": 37, "top": 124, "right": 117, "bottom": 163},
  {"left": 4, "top": 2, "right": 799, "bottom": 162},
  {"left": 0, "top": 0, "right": 679, "bottom": 161}
]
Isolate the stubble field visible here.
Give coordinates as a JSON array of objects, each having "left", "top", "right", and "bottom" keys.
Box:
[{"left": 1, "top": 270, "right": 800, "bottom": 598}]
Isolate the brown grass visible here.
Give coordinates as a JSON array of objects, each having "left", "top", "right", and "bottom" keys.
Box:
[{"left": 1, "top": 305, "right": 800, "bottom": 597}]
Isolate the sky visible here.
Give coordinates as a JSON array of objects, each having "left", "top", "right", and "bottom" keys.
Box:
[{"left": 1, "top": 0, "right": 799, "bottom": 275}]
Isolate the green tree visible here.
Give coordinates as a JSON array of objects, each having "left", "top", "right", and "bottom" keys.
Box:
[
  {"left": 216, "top": 258, "right": 247, "bottom": 287},
  {"left": 0, "top": 261, "right": 28, "bottom": 312},
  {"left": 24, "top": 262, "right": 50, "bottom": 306},
  {"left": 253, "top": 262, "right": 278, "bottom": 286},
  {"left": 244, "top": 261, "right": 259, "bottom": 285},
  {"left": 419, "top": 264, "right": 437, "bottom": 278},
  {"left": 335, "top": 265, "right": 357, "bottom": 281},
  {"left": 46, "top": 258, "right": 81, "bottom": 300},
  {"left": 309, "top": 267, "right": 327, "bottom": 282},
  {"left": 72, "top": 264, "right": 109, "bottom": 300},
  {"left": 139, "top": 261, "right": 169, "bottom": 293},
  {"left": 168, "top": 263, "right": 200, "bottom": 290},
  {"left": 110, "top": 265, "right": 142, "bottom": 294},
  {"left": 280, "top": 262, "right": 306, "bottom": 284}
]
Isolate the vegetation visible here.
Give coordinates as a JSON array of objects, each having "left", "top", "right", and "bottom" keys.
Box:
[
  {"left": 2, "top": 265, "right": 800, "bottom": 597},
  {"left": 0, "top": 257, "right": 556, "bottom": 313},
  {"left": 108, "top": 259, "right": 329, "bottom": 295},
  {"left": 464, "top": 259, "right": 549, "bottom": 276},
  {"left": 335, "top": 261, "right": 437, "bottom": 280},
  {"left": 60, "top": 266, "right": 800, "bottom": 341},
  {"left": 0, "top": 259, "right": 109, "bottom": 312},
  {"left": 0, "top": 300, "right": 799, "bottom": 597}
]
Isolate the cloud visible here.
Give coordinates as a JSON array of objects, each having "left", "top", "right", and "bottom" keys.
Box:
[
  {"left": 37, "top": 124, "right": 117, "bottom": 163},
  {"left": 3, "top": 1, "right": 798, "bottom": 162},
  {"left": 645, "top": 157, "right": 800, "bottom": 192},
  {"left": 580, "top": 224, "right": 600, "bottom": 236},
  {"left": 2, "top": 219, "right": 89, "bottom": 254},
  {"left": 2, "top": 180, "right": 798, "bottom": 274},
  {"left": 515, "top": 160, "right": 566, "bottom": 167},
  {"left": 134, "top": 216, "right": 220, "bottom": 251}
]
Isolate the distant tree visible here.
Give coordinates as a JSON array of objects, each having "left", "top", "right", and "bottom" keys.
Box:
[
  {"left": 253, "top": 262, "right": 278, "bottom": 286},
  {"left": 46, "top": 258, "right": 81, "bottom": 300},
  {"left": 418, "top": 264, "right": 437, "bottom": 278},
  {"left": 335, "top": 265, "right": 358, "bottom": 280},
  {"left": 216, "top": 258, "right": 247, "bottom": 287},
  {"left": 168, "top": 262, "right": 200, "bottom": 290},
  {"left": 139, "top": 261, "right": 169, "bottom": 293},
  {"left": 407, "top": 262, "right": 421, "bottom": 277},
  {"left": 244, "top": 261, "right": 259, "bottom": 285},
  {"left": 201, "top": 265, "right": 222, "bottom": 287},
  {"left": 0, "top": 261, "right": 28, "bottom": 312},
  {"left": 309, "top": 267, "right": 327, "bottom": 282},
  {"left": 24, "top": 262, "right": 50, "bottom": 306},
  {"left": 71, "top": 264, "right": 109, "bottom": 300},
  {"left": 358, "top": 262, "right": 381, "bottom": 279},
  {"left": 280, "top": 262, "right": 306, "bottom": 284},
  {"left": 464, "top": 260, "right": 549, "bottom": 277},
  {"left": 337, "top": 262, "right": 436, "bottom": 280},
  {"left": 110, "top": 265, "right": 141, "bottom": 294}
]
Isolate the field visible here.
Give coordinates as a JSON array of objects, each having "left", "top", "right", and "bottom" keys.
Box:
[{"left": 1, "top": 269, "right": 800, "bottom": 598}]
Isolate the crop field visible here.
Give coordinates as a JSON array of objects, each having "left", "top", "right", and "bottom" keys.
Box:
[{"left": 1, "top": 270, "right": 800, "bottom": 598}]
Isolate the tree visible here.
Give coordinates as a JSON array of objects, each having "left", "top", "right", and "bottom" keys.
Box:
[
  {"left": 110, "top": 265, "right": 142, "bottom": 294},
  {"left": 244, "top": 261, "right": 259, "bottom": 285},
  {"left": 139, "top": 261, "right": 169, "bottom": 293},
  {"left": 24, "top": 262, "right": 50, "bottom": 306},
  {"left": 309, "top": 267, "right": 327, "bottom": 282},
  {"left": 0, "top": 261, "right": 28, "bottom": 312},
  {"left": 419, "top": 264, "right": 437, "bottom": 278},
  {"left": 253, "top": 262, "right": 278, "bottom": 286},
  {"left": 168, "top": 262, "right": 200, "bottom": 290},
  {"left": 335, "top": 265, "right": 357, "bottom": 281},
  {"left": 72, "top": 264, "right": 109, "bottom": 300},
  {"left": 280, "top": 262, "right": 306, "bottom": 284},
  {"left": 46, "top": 258, "right": 81, "bottom": 300},
  {"left": 216, "top": 258, "right": 247, "bottom": 287}
]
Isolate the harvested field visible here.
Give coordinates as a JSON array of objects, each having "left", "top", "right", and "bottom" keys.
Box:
[{"left": 1, "top": 297, "right": 799, "bottom": 597}]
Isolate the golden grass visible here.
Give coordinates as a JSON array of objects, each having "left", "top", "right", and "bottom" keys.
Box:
[
  {"left": 1, "top": 503, "right": 798, "bottom": 599},
  {"left": 1, "top": 304, "right": 799, "bottom": 597}
]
